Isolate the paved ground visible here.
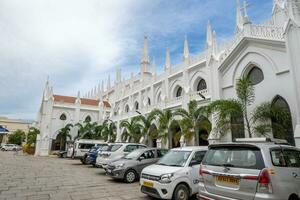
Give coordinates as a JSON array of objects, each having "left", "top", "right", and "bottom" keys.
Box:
[{"left": 0, "top": 151, "right": 155, "bottom": 200}]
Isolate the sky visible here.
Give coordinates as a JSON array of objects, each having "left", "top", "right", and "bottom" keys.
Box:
[{"left": 0, "top": 0, "right": 273, "bottom": 120}]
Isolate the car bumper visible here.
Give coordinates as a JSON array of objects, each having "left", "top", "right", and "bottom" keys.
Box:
[
  {"left": 96, "top": 158, "right": 111, "bottom": 169},
  {"left": 140, "top": 178, "right": 173, "bottom": 199},
  {"left": 106, "top": 168, "right": 125, "bottom": 179},
  {"left": 198, "top": 182, "right": 283, "bottom": 200}
]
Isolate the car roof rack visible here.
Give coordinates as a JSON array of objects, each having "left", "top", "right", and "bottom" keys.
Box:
[{"left": 234, "top": 137, "right": 289, "bottom": 145}]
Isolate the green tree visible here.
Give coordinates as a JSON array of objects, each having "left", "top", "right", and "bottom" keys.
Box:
[
  {"left": 150, "top": 109, "right": 175, "bottom": 148},
  {"left": 26, "top": 127, "right": 40, "bottom": 146},
  {"left": 8, "top": 129, "right": 25, "bottom": 145},
  {"left": 120, "top": 117, "right": 143, "bottom": 143},
  {"left": 135, "top": 113, "right": 156, "bottom": 144},
  {"left": 57, "top": 123, "right": 73, "bottom": 150},
  {"left": 174, "top": 100, "right": 210, "bottom": 144},
  {"left": 101, "top": 121, "right": 116, "bottom": 142},
  {"left": 208, "top": 76, "right": 291, "bottom": 138}
]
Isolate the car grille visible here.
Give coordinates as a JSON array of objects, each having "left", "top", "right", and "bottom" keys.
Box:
[
  {"left": 141, "top": 173, "right": 160, "bottom": 181},
  {"left": 141, "top": 186, "right": 160, "bottom": 198}
]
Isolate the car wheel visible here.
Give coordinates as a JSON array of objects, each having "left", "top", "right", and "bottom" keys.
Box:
[
  {"left": 172, "top": 184, "right": 189, "bottom": 200},
  {"left": 124, "top": 170, "right": 137, "bottom": 183}
]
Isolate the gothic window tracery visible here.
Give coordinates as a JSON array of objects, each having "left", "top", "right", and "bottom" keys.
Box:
[
  {"left": 59, "top": 113, "right": 67, "bottom": 121},
  {"left": 247, "top": 66, "right": 264, "bottom": 85},
  {"left": 176, "top": 86, "right": 183, "bottom": 97},
  {"left": 197, "top": 79, "right": 207, "bottom": 91},
  {"left": 85, "top": 115, "right": 91, "bottom": 122}
]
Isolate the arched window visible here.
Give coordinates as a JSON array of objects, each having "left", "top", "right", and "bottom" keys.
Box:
[
  {"left": 85, "top": 115, "right": 91, "bottom": 123},
  {"left": 148, "top": 97, "right": 151, "bottom": 106},
  {"left": 176, "top": 86, "right": 183, "bottom": 97},
  {"left": 157, "top": 92, "right": 162, "bottom": 103},
  {"left": 135, "top": 101, "right": 139, "bottom": 110},
  {"left": 125, "top": 105, "right": 129, "bottom": 113},
  {"left": 271, "top": 96, "right": 295, "bottom": 146},
  {"left": 197, "top": 79, "right": 207, "bottom": 91},
  {"left": 59, "top": 113, "right": 67, "bottom": 121},
  {"left": 247, "top": 67, "right": 264, "bottom": 85}
]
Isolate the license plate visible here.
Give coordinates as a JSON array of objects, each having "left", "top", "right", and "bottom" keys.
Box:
[
  {"left": 216, "top": 176, "right": 240, "bottom": 185},
  {"left": 107, "top": 169, "right": 112, "bottom": 173},
  {"left": 143, "top": 181, "right": 153, "bottom": 187}
]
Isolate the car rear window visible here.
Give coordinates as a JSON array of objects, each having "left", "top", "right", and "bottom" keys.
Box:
[
  {"left": 202, "top": 146, "right": 265, "bottom": 169},
  {"left": 78, "top": 143, "right": 95, "bottom": 149},
  {"left": 107, "top": 144, "right": 122, "bottom": 152}
]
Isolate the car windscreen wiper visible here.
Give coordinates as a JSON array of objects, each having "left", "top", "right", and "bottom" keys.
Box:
[{"left": 222, "top": 164, "right": 235, "bottom": 167}]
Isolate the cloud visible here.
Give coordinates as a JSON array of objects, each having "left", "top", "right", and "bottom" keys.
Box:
[{"left": 0, "top": 0, "right": 273, "bottom": 120}]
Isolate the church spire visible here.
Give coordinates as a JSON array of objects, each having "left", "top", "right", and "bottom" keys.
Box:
[
  {"left": 165, "top": 48, "right": 171, "bottom": 72},
  {"left": 236, "top": 0, "right": 244, "bottom": 32},
  {"left": 183, "top": 35, "right": 190, "bottom": 61},
  {"left": 141, "top": 34, "right": 149, "bottom": 68},
  {"left": 212, "top": 31, "right": 218, "bottom": 57},
  {"left": 206, "top": 20, "right": 213, "bottom": 48},
  {"left": 76, "top": 91, "right": 81, "bottom": 104},
  {"left": 107, "top": 75, "right": 111, "bottom": 90}
]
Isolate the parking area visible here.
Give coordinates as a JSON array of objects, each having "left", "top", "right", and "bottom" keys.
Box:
[{"left": 0, "top": 151, "right": 155, "bottom": 200}]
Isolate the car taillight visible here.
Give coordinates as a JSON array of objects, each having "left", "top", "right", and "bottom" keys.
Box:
[
  {"left": 257, "top": 168, "right": 273, "bottom": 194},
  {"left": 199, "top": 165, "right": 210, "bottom": 176}
]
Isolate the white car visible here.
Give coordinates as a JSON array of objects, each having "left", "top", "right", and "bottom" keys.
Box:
[
  {"left": 73, "top": 139, "right": 107, "bottom": 159},
  {"left": 96, "top": 143, "right": 147, "bottom": 169},
  {"left": 140, "top": 146, "right": 207, "bottom": 200},
  {"left": 1, "top": 144, "right": 22, "bottom": 151}
]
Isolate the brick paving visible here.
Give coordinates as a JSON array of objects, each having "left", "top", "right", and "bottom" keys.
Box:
[{"left": 0, "top": 151, "right": 155, "bottom": 200}]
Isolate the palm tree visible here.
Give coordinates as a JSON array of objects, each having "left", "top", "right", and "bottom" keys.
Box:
[
  {"left": 101, "top": 121, "right": 116, "bottom": 142},
  {"left": 174, "top": 100, "right": 210, "bottom": 145},
  {"left": 150, "top": 109, "right": 175, "bottom": 148},
  {"left": 58, "top": 123, "right": 73, "bottom": 150},
  {"left": 75, "top": 122, "right": 97, "bottom": 139},
  {"left": 120, "top": 117, "right": 143, "bottom": 143},
  {"left": 208, "top": 76, "right": 291, "bottom": 138},
  {"left": 135, "top": 113, "right": 156, "bottom": 144},
  {"left": 93, "top": 124, "right": 103, "bottom": 140}
]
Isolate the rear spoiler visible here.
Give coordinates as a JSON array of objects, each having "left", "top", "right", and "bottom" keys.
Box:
[{"left": 234, "top": 137, "right": 289, "bottom": 145}]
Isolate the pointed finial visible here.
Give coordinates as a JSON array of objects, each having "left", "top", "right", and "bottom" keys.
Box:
[
  {"left": 101, "top": 80, "right": 104, "bottom": 92},
  {"left": 165, "top": 48, "right": 171, "bottom": 71},
  {"left": 141, "top": 34, "right": 149, "bottom": 64},
  {"left": 107, "top": 75, "right": 111, "bottom": 90},
  {"left": 183, "top": 35, "right": 190, "bottom": 60},
  {"left": 206, "top": 20, "right": 213, "bottom": 48},
  {"left": 236, "top": 0, "right": 244, "bottom": 32}
]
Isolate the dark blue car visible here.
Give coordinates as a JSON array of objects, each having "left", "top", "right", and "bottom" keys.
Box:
[{"left": 81, "top": 145, "right": 108, "bottom": 166}]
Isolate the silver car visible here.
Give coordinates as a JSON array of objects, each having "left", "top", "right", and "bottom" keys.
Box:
[
  {"left": 198, "top": 138, "right": 300, "bottom": 200},
  {"left": 106, "top": 148, "right": 168, "bottom": 183}
]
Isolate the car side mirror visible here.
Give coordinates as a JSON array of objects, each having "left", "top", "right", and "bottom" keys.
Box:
[
  {"left": 138, "top": 156, "right": 145, "bottom": 161},
  {"left": 189, "top": 160, "right": 200, "bottom": 166}
]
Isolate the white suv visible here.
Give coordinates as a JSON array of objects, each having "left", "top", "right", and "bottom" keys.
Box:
[
  {"left": 96, "top": 143, "right": 147, "bottom": 169},
  {"left": 1, "top": 144, "right": 21, "bottom": 151},
  {"left": 140, "top": 146, "right": 207, "bottom": 200}
]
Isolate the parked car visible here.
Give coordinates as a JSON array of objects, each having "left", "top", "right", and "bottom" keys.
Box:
[
  {"left": 81, "top": 144, "right": 108, "bottom": 165},
  {"left": 198, "top": 137, "right": 300, "bottom": 200},
  {"left": 1, "top": 144, "right": 22, "bottom": 151},
  {"left": 73, "top": 139, "right": 106, "bottom": 159},
  {"left": 140, "top": 146, "right": 207, "bottom": 200},
  {"left": 106, "top": 148, "right": 168, "bottom": 183},
  {"left": 96, "top": 143, "right": 147, "bottom": 169}
]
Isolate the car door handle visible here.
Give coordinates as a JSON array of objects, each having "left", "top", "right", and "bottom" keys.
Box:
[{"left": 292, "top": 172, "right": 298, "bottom": 178}]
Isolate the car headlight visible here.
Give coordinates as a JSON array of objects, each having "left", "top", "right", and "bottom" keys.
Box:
[
  {"left": 159, "top": 173, "right": 174, "bottom": 183},
  {"left": 115, "top": 163, "right": 125, "bottom": 169}
]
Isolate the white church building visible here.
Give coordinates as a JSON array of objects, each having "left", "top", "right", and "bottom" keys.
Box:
[{"left": 35, "top": 0, "right": 300, "bottom": 156}]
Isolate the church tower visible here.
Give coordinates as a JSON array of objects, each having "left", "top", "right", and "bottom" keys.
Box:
[{"left": 140, "top": 35, "right": 150, "bottom": 80}]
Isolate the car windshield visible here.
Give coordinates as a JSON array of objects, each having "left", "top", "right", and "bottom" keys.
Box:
[
  {"left": 157, "top": 150, "right": 192, "bottom": 167},
  {"left": 100, "top": 145, "right": 109, "bottom": 151},
  {"left": 124, "top": 149, "right": 145, "bottom": 159},
  {"left": 106, "top": 144, "right": 122, "bottom": 152}
]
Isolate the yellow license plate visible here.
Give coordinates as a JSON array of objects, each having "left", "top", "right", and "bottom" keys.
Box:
[
  {"left": 216, "top": 176, "right": 240, "bottom": 185},
  {"left": 143, "top": 181, "right": 153, "bottom": 187}
]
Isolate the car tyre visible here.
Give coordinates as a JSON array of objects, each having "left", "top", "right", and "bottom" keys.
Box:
[
  {"left": 172, "top": 184, "right": 189, "bottom": 200},
  {"left": 124, "top": 170, "right": 137, "bottom": 183}
]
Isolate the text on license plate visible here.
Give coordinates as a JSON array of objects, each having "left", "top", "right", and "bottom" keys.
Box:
[
  {"left": 216, "top": 176, "right": 240, "bottom": 185},
  {"left": 143, "top": 181, "right": 153, "bottom": 187}
]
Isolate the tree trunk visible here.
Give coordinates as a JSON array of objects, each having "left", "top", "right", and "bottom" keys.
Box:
[{"left": 244, "top": 106, "right": 252, "bottom": 138}]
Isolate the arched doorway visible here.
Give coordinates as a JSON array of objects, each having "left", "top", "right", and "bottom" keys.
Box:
[
  {"left": 51, "top": 132, "right": 66, "bottom": 151},
  {"left": 271, "top": 96, "right": 295, "bottom": 146},
  {"left": 170, "top": 120, "right": 181, "bottom": 148},
  {"left": 197, "top": 117, "right": 211, "bottom": 146}
]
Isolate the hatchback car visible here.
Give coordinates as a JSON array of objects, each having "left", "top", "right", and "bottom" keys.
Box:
[
  {"left": 140, "top": 146, "right": 207, "bottom": 200},
  {"left": 198, "top": 138, "right": 300, "bottom": 200},
  {"left": 96, "top": 143, "right": 147, "bottom": 169},
  {"left": 106, "top": 148, "right": 168, "bottom": 183}
]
